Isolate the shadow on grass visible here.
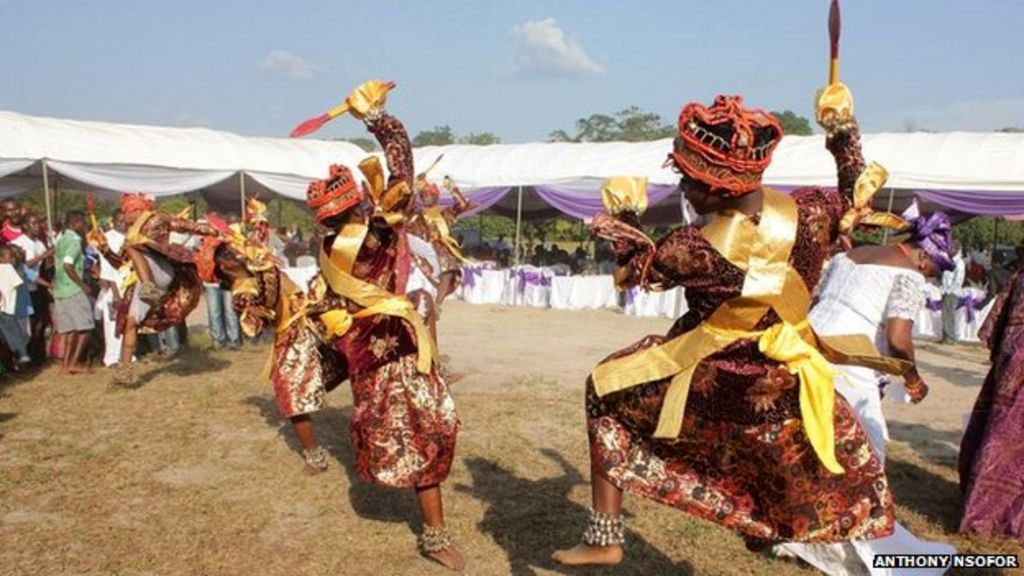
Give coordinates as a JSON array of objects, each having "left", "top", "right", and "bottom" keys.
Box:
[
  {"left": 0, "top": 412, "right": 15, "bottom": 423},
  {"left": 887, "top": 456, "right": 962, "bottom": 532},
  {"left": 456, "top": 449, "right": 693, "bottom": 576},
  {"left": 135, "top": 348, "right": 232, "bottom": 387},
  {"left": 243, "top": 394, "right": 419, "bottom": 529},
  {"left": 888, "top": 421, "right": 962, "bottom": 465}
]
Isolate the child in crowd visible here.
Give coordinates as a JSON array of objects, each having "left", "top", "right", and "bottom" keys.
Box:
[{"left": 0, "top": 245, "right": 32, "bottom": 367}]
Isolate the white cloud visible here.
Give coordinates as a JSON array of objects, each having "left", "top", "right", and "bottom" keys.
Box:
[
  {"left": 510, "top": 18, "right": 604, "bottom": 79},
  {"left": 261, "top": 49, "right": 318, "bottom": 79}
]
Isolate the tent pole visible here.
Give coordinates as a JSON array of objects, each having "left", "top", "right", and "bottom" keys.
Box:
[
  {"left": 41, "top": 160, "right": 54, "bottom": 236},
  {"left": 238, "top": 172, "right": 247, "bottom": 221},
  {"left": 881, "top": 187, "right": 896, "bottom": 246},
  {"left": 991, "top": 218, "right": 1000, "bottom": 288},
  {"left": 513, "top": 185, "right": 523, "bottom": 266}
]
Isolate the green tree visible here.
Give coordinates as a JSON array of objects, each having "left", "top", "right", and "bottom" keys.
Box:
[
  {"left": 548, "top": 106, "right": 674, "bottom": 143},
  {"left": 771, "top": 110, "right": 813, "bottom": 136},
  {"left": 459, "top": 132, "right": 501, "bottom": 145},
  {"left": 412, "top": 125, "right": 455, "bottom": 147}
]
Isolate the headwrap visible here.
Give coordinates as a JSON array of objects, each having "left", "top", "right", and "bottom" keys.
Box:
[
  {"left": 418, "top": 182, "right": 440, "bottom": 206},
  {"left": 121, "top": 192, "right": 155, "bottom": 214},
  {"left": 903, "top": 208, "right": 956, "bottom": 272},
  {"left": 670, "top": 95, "right": 783, "bottom": 197},
  {"left": 246, "top": 197, "right": 268, "bottom": 223},
  {"left": 306, "top": 164, "right": 363, "bottom": 223}
]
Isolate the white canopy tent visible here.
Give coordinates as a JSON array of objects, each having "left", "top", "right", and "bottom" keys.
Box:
[{"left": 3, "top": 110, "right": 1024, "bottom": 233}]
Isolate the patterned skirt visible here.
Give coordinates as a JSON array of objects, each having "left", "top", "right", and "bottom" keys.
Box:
[
  {"left": 587, "top": 335, "right": 895, "bottom": 545},
  {"left": 271, "top": 323, "right": 347, "bottom": 418},
  {"left": 349, "top": 354, "right": 459, "bottom": 488}
]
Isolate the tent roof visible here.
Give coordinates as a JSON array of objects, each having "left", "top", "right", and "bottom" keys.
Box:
[{"left": 2, "top": 110, "right": 1024, "bottom": 218}]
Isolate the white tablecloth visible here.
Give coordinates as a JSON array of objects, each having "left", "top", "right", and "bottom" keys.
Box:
[
  {"left": 956, "top": 287, "right": 989, "bottom": 343},
  {"left": 914, "top": 284, "right": 990, "bottom": 342},
  {"left": 549, "top": 275, "right": 618, "bottom": 310},
  {"left": 462, "top": 269, "right": 510, "bottom": 305},
  {"left": 624, "top": 287, "right": 687, "bottom": 319}
]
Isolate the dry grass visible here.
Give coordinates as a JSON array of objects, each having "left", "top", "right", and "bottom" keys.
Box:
[{"left": 0, "top": 302, "right": 1021, "bottom": 575}]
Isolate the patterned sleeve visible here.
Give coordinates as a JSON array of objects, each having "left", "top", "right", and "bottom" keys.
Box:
[
  {"left": 825, "top": 123, "right": 865, "bottom": 205},
  {"left": 365, "top": 113, "right": 413, "bottom": 191},
  {"left": 169, "top": 217, "right": 216, "bottom": 236},
  {"left": 884, "top": 274, "right": 927, "bottom": 321}
]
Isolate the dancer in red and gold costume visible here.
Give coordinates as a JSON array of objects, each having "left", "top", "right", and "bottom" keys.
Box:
[
  {"left": 195, "top": 213, "right": 348, "bottom": 475},
  {"left": 408, "top": 173, "right": 473, "bottom": 308},
  {"left": 289, "top": 80, "right": 463, "bottom": 571},
  {"left": 553, "top": 83, "right": 912, "bottom": 566},
  {"left": 91, "top": 193, "right": 217, "bottom": 387}
]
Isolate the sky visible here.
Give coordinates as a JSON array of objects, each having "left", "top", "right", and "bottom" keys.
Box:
[{"left": 1, "top": 0, "right": 1022, "bottom": 143}]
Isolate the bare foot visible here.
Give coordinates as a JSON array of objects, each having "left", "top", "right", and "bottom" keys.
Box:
[
  {"left": 424, "top": 546, "right": 466, "bottom": 572},
  {"left": 551, "top": 543, "right": 623, "bottom": 567}
]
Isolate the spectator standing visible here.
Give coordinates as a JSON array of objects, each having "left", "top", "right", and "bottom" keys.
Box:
[
  {"left": 97, "top": 211, "right": 127, "bottom": 366},
  {"left": 53, "top": 211, "right": 94, "bottom": 374},
  {"left": 940, "top": 243, "right": 966, "bottom": 343},
  {"left": 0, "top": 246, "right": 31, "bottom": 367}
]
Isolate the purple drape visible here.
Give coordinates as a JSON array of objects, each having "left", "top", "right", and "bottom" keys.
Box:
[
  {"left": 533, "top": 184, "right": 678, "bottom": 220},
  {"left": 439, "top": 186, "right": 512, "bottom": 217},
  {"left": 915, "top": 189, "right": 1024, "bottom": 217}
]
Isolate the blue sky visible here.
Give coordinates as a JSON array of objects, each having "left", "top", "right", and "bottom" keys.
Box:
[{"left": 2, "top": 0, "right": 1021, "bottom": 143}]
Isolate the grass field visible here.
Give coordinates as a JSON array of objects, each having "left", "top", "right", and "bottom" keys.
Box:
[{"left": 1, "top": 301, "right": 1020, "bottom": 575}]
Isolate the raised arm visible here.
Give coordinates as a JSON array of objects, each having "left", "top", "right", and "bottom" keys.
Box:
[
  {"left": 817, "top": 84, "right": 863, "bottom": 206},
  {"left": 365, "top": 112, "right": 414, "bottom": 194}
]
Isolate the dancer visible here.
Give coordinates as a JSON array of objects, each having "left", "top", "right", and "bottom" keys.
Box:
[
  {"left": 198, "top": 211, "right": 348, "bottom": 476},
  {"left": 959, "top": 266, "right": 1024, "bottom": 539},
  {"left": 553, "top": 79, "right": 913, "bottom": 564},
  {"left": 290, "top": 79, "right": 463, "bottom": 570},
  {"left": 778, "top": 199, "right": 958, "bottom": 573},
  {"left": 90, "top": 193, "right": 216, "bottom": 386},
  {"left": 409, "top": 174, "right": 473, "bottom": 308}
]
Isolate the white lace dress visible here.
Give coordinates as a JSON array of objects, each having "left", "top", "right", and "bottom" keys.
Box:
[{"left": 779, "top": 254, "right": 955, "bottom": 575}]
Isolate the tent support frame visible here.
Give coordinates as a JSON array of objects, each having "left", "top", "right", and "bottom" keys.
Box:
[
  {"left": 41, "top": 160, "right": 53, "bottom": 235},
  {"left": 513, "top": 185, "right": 523, "bottom": 266}
]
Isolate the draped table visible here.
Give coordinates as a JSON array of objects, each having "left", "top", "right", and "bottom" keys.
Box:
[
  {"left": 549, "top": 275, "right": 618, "bottom": 310},
  {"left": 624, "top": 286, "right": 687, "bottom": 319}
]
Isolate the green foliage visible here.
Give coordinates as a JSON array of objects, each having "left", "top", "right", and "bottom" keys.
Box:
[
  {"left": 771, "top": 110, "right": 813, "bottom": 136},
  {"left": 548, "top": 106, "right": 675, "bottom": 143},
  {"left": 412, "top": 125, "right": 455, "bottom": 147},
  {"left": 953, "top": 217, "right": 1024, "bottom": 250},
  {"left": 459, "top": 132, "right": 501, "bottom": 145}
]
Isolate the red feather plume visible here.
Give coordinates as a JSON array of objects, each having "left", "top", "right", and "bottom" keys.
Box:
[
  {"left": 829, "top": 0, "right": 841, "bottom": 60},
  {"left": 289, "top": 113, "right": 332, "bottom": 138}
]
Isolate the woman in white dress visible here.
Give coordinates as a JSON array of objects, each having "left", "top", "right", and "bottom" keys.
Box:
[{"left": 779, "top": 212, "right": 958, "bottom": 575}]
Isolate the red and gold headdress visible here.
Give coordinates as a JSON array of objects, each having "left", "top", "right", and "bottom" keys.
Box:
[
  {"left": 670, "top": 95, "right": 783, "bottom": 197},
  {"left": 306, "top": 164, "right": 363, "bottom": 222},
  {"left": 120, "top": 192, "right": 155, "bottom": 215},
  {"left": 245, "top": 196, "right": 268, "bottom": 223}
]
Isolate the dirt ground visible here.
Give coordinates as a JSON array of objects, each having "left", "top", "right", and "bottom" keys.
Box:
[{"left": 1, "top": 301, "right": 1021, "bottom": 576}]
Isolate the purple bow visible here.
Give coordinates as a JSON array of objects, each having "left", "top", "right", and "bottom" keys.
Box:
[
  {"left": 925, "top": 298, "right": 943, "bottom": 312},
  {"left": 461, "top": 266, "right": 482, "bottom": 288},
  {"left": 906, "top": 211, "right": 955, "bottom": 272},
  {"left": 516, "top": 270, "right": 551, "bottom": 290},
  {"left": 957, "top": 292, "right": 985, "bottom": 323}
]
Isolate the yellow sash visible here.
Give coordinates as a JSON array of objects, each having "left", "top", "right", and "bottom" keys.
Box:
[
  {"left": 423, "top": 206, "right": 467, "bottom": 264},
  {"left": 592, "top": 189, "right": 910, "bottom": 474},
  {"left": 125, "top": 211, "right": 156, "bottom": 246},
  {"left": 317, "top": 223, "right": 436, "bottom": 374}
]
